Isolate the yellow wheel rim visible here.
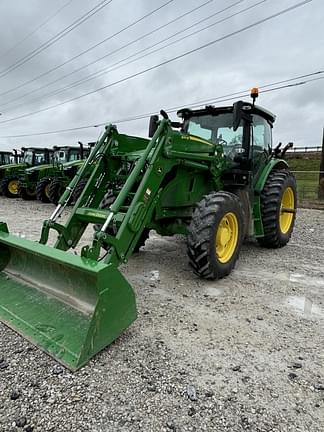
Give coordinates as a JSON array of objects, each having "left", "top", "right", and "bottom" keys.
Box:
[
  {"left": 280, "top": 187, "right": 295, "bottom": 234},
  {"left": 215, "top": 212, "right": 239, "bottom": 263},
  {"left": 45, "top": 184, "right": 50, "bottom": 198},
  {"left": 8, "top": 179, "right": 18, "bottom": 195}
]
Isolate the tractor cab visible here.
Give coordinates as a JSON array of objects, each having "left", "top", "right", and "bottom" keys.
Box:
[
  {"left": 53, "top": 144, "right": 86, "bottom": 165},
  {"left": 22, "top": 147, "right": 53, "bottom": 167},
  {"left": 0, "top": 152, "right": 13, "bottom": 166},
  {"left": 178, "top": 101, "right": 275, "bottom": 168},
  {"left": 176, "top": 91, "right": 279, "bottom": 190}
]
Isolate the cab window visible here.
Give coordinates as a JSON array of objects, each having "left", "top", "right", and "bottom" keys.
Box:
[{"left": 252, "top": 115, "right": 272, "bottom": 153}]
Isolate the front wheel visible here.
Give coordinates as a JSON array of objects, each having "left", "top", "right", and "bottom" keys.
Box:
[
  {"left": 19, "top": 185, "right": 36, "bottom": 200},
  {"left": 257, "top": 170, "right": 297, "bottom": 248},
  {"left": 48, "top": 178, "right": 65, "bottom": 204},
  {"left": 1, "top": 176, "right": 19, "bottom": 198},
  {"left": 187, "top": 191, "right": 244, "bottom": 279},
  {"left": 36, "top": 177, "right": 51, "bottom": 203}
]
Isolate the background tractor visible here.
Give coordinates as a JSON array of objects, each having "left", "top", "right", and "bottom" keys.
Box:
[
  {"left": 19, "top": 145, "right": 85, "bottom": 202},
  {"left": 0, "top": 147, "right": 50, "bottom": 198},
  {"left": 0, "top": 150, "right": 21, "bottom": 196},
  {"left": 0, "top": 151, "right": 17, "bottom": 166},
  {"left": 47, "top": 142, "right": 94, "bottom": 204},
  {"left": 0, "top": 91, "right": 297, "bottom": 369}
]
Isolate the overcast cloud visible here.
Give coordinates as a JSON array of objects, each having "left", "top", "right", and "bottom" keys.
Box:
[{"left": 0, "top": 0, "right": 323, "bottom": 151}]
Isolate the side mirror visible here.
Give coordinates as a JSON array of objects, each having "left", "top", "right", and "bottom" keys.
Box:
[
  {"left": 233, "top": 101, "right": 244, "bottom": 131},
  {"left": 148, "top": 115, "right": 159, "bottom": 138}
]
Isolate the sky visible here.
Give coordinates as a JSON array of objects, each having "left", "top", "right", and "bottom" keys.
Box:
[{"left": 0, "top": 0, "right": 322, "bottom": 151}]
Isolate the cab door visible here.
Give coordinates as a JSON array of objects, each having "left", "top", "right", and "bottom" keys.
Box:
[{"left": 251, "top": 115, "right": 272, "bottom": 184}]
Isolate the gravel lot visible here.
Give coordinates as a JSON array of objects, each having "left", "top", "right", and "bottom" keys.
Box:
[{"left": 0, "top": 198, "right": 323, "bottom": 432}]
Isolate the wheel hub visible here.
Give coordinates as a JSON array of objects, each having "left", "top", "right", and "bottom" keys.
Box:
[
  {"left": 8, "top": 180, "right": 18, "bottom": 195},
  {"left": 279, "top": 187, "right": 294, "bottom": 234},
  {"left": 215, "top": 212, "right": 238, "bottom": 264}
]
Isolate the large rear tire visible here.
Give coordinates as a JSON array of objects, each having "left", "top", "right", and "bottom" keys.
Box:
[
  {"left": 187, "top": 191, "right": 244, "bottom": 279},
  {"left": 1, "top": 175, "right": 19, "bottom": 198},
  {"left": 36, "top": 177, "right": 51, "bottom": 203},
  {"left": 257, "top": 169, "right": 297, "bottom": 248},
  {"left": 48, "top": 178, "right": 65, "bottom": 204},
  {"left": 19, "top": 184, "right": 36, "bottom": 200}
]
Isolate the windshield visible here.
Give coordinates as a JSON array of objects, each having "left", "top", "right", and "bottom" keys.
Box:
[
  {"left": 24, "top": 150, "right": 48, "bottom": 165},
  {"left": 23, "top": 150, "right": 34, "bottom": 165},
  {"left": 55, "top": 150, "right": 68, "bottom": 164},
  {"left": 69, "top": 150, "right": 81, "bottom": 161},
  {"left": 185, "top": 113, "right": 244, "bottom": 159},
  {"left": 0, "top": 154, "right": 11, "bottom": 164}
]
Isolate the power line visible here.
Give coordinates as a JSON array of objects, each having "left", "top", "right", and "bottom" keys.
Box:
[
  {"left": 0, "top": 0, "right": 75, "bottom": 60},
  {"left": 0, "top": 0, "right": 114, "bottom": 79},
  {"left": 0, "top": 0, "right": 221, "bottom": 108},
  {"left": 0, "top": 0, "right": 176, "bottom": 98},
  {"left": 1, "top": 70, "right": 322, "bottom": 138},
  {"left": 3, "top": 0, "right": 251, "bottom": 111},
  {"left": 0, "top": 0, "right": 313, "bottom": 126}
]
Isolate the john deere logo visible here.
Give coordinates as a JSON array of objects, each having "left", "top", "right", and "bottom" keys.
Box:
[{"left": 181, "top": 135, "right": 213, "bottom": 146}]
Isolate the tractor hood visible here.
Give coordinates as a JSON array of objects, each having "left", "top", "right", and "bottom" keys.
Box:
[
  {"left": 25, "top": 164, "right": 52, "bottom": 173},
  {"left": 0, "top": 163, "right": 23, "bottom": 171},
  {"left": 169, "top": 131, "right": 216, "bottom": 154},
  {"left": 63, "top": 160, "right": 84, "bottom": 169}
]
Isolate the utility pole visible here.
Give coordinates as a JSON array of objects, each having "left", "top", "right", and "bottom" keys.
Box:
[{"left": 318, "top": 127, "right": 324, "bottom": 200}]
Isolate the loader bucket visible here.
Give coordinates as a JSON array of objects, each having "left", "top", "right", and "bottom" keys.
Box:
[{"left": 0, "top": 226, "right": 137, "bottom": 370}]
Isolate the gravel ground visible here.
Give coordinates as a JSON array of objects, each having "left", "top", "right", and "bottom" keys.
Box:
[{"left": 0, "top": 198, "right": 323, "bottom": 432}]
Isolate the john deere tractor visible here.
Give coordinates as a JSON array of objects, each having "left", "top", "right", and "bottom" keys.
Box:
[
  {"left": 46, "top": 142, "right": 94, "bottom": 204},
  {"left": 0, "top": 91, "right": 297, "bottom": 370},
  {"left": 0, "top": 151, "right": 14, "bottom": 166},
  {"left": 0, "top": 147, "right": 47, "bottom": 198},
  {"left": 19, "top": 145, "right": 85, "bottom": 201},
  {"left": 0, "top": 151, "right": 19, "bottom": 196}
]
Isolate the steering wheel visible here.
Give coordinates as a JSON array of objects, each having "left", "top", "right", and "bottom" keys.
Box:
[
  {"left": 226, "top": 144, "right": 245, "bottom": 159},
  {"left": 217, "top": 138, "right": 228, "bottom": 146}
]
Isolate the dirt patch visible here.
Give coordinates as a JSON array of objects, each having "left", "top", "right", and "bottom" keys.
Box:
[{"left": 0, "top": 198, "right": 323, "bottom": 431}]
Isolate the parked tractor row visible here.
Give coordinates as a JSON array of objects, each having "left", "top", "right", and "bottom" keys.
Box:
[{"left": 0, "top": 143, "right": 94, "bottom": 203}]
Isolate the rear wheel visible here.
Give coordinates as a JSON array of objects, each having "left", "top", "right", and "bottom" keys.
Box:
[
  {"left": 19, "top": 184, "right": 36, "bottom": 200},
  {"left": 257, "top": 169, "right": 297, "bottom": 248},
  {"left": 1, "top": 176, "right": 19, "bottom": 198},
  {"left": 48, "top": 178, "right": 65, "bottom": 204},
  {"left": 36, "top": 177, "right": 51, "bottom": 203},
  {"left": 187, "top": 191, "right": 244, "bottom": 279}
]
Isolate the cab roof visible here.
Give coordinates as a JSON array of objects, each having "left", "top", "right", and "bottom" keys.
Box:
[
  {"left": 21, "top": 147, "right": 53, "bottom": 152},
  {"left": 177, "top": 101, "right": 276, "bottom": 124}
]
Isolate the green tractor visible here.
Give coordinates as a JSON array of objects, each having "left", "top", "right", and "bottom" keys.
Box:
[
  {"left": 19, "top": 145, "right": 85, "bottom": 202},
  {"left": 46, "top": 142, "right": 94, "bottom": 204},
  {"left": 0, "top": 151, "right": 16, "bottom": 166},
  {"left": 0, "top": 91, "right": 297, "bottom": 369},
  {"left": 0, "top": 147, "right": 47, "bottom": 198},
  {"left": 0, "top": 150, "right": 20, "bottom": 196}
]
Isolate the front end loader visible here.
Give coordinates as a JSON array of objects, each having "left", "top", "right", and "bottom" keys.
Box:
[{"left": 0, "top": 91, "right": 297, "bottom": 369}]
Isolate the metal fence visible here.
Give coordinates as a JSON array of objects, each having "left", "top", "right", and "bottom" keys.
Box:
[
  {"left": 291, "top": 171, "right": 324, "bottom": 206},
  {"left": 287, "top": 146, "right": 321, "bottom": 153}
]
